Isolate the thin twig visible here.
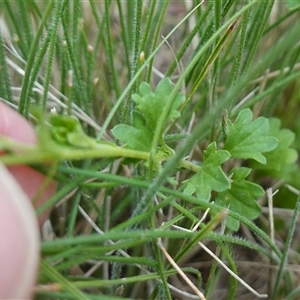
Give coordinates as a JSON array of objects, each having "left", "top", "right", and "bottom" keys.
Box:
[
  {"left": 172, "top": 225, "right": 268, "bottom": 298},
  {"left": 192, "top": 205, "right": 211, "bottom": 232},
  {"left": 157, "top": 238, "right": 207, "bottom": 300},
  {"left": 267, "top": 188, "right": 275, "bottom": 296},
  {"left": 199, "top": 241, "right": 268, "bottom": 298},
  {"left": 267, "top": 188, "right": 275, "bottom": 245},
  {"left": 285, "top": 184, "right": 300, "bottom": 195}
]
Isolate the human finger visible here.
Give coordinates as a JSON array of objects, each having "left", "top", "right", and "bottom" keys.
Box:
[{"left": 0, "top": 162, "right": 40, "bottom": 299}]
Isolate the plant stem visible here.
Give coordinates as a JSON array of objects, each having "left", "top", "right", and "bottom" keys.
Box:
[{"left": 0, "top": 137, "right": 202, "bottom": 173}]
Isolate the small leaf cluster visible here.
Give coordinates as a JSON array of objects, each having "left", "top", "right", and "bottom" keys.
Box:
[
  {"left": 111, "top": 77, "right": 184, "bottom": 152},
  {"left": 184, "top": 109, "right": 297, "bottom": 230},
  {"left": 109, "top": 79, "right": 298, "bottom": 231},
  {"left": 49, "top": 114, "right": 99, "bottom": 148}
]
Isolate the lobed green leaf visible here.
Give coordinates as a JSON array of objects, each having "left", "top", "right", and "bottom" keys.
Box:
[
  {"left": 112, "top": 77, "right": 185, "bottom": 151},
  {"left": 111, "top": 111, "right": 154, "bottom": 151},
  {"left": 251, "top": 118, "right": 298, "bottom": 172},
  {"left": 132, "top": 77, "right": 185, "bottom": 131},
  {"left": 224, "top": 108, "right": 278, "bottom": 164},
  {"left": 183, "top": 142, "right": 231, "bottom": 201},
  {"left": 216, "top": 167, "right": 264, "bottom": 231}
]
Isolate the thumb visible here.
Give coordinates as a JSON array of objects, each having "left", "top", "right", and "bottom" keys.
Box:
[{"left": 0, "top": 162, "right": 40, "bottom": 299}]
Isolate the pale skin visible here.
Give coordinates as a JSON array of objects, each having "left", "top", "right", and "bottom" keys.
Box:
[{"left": 0, "top": 102, "right": 56, "bottom": 299}]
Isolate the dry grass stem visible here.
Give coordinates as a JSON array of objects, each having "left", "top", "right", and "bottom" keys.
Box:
[{"left": 157, "top": 238, "right": 207, "bottom": 300}]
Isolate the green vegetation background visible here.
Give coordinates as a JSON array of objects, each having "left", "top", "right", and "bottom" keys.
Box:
[{"left": 1, "top": 1, "right": 300, "bottom": 299}]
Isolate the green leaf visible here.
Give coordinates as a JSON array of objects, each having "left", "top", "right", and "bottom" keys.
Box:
[
  {"left": 224, "top": 109, "right": 278, "bottom": 164},
  {"left": 251, "top": 118, "right": 298, "bottom": 172},
  {"left": 132, "top": 77, "right": 184, "bottom": 131},
  {"left": 183, "top": 142, "right": 231, "bottom": 201},
  {"left": 111, "top": 111, "right": 154, "bottom": 152},
  {"left": 112, "top": 77, "right": 184, "bottom": 151},
  {"left": 286, "top": 0, "right": 300, "bottom": 10},
  {"left": 216, "top": 167, "right": 264, "bottom": 231}
]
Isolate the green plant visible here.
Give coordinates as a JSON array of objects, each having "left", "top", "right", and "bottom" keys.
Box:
[
  {"left": 2, "top": 83, "right": 288, "bottom": 231},
  {"left": 1, "top": 1, "right": 300, "bottom": 299}
]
